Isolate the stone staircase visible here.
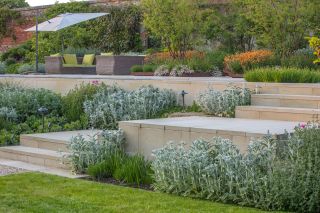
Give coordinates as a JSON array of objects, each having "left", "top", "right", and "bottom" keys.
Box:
[
  {"left": 236, "top": 88, "right": 320, "bottom": 122},
  {"left": 1, "top": 83, "right": 319, "bottom": 176},
  {"left": 0, "top": 130, "right": 100, "bottom": 178}
]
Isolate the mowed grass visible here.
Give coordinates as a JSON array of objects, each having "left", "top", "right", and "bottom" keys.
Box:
[{"left": 0, "top": 172, "right": 275, "bottom": 213}]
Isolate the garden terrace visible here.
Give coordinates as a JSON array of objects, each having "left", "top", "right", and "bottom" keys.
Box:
[{"left": 1, "top": 74, "right": 320, "bottom": 105}]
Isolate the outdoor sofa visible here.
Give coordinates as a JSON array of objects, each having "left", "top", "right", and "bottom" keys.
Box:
[{"left": 45, "top": 54, "right": 145, "bottom": 75}]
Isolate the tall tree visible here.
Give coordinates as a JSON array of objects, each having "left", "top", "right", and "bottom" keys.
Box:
[
  {"left": 141, "top": 0, "right": 201, "bottom": 58},
  {"left": 236, "top": 0, "right": 320, "bottom": 58}
]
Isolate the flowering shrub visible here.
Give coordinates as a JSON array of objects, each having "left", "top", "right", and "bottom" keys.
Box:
[
  {"left": 154, "top": 65, "right": 170, "bottom": 76},
  {"left": 144, "top": 51, "right": 205, "bottom": 64},
  {"left": 154, "top": 65, "right": 195, "bottom": 77},
  {"left": 169, "top": 65, "right": 194, "bottom": 77},
  {"left": 84, "top": 85, "right": 177, "bottom": 129},
  {"left": 196, "top": 86, "right": 251, "bottom": 117},
  {"left": 152, "top": 124, "right": 320, "bottom": 212},
  {"left": 308, "top": 36, "right": 320, "bottom": 64},
  {"left": 66, "top": 129, "right": 125, "bottom": 173},
  {"left": 224, "top": 50, "right": 274, "bottom": 73}
]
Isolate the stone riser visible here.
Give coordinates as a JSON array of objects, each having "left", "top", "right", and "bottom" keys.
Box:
[
  {"left": 20, "top": 135, "right": 68, "bottom": 152},
  {"left": 0, "top": 147, "right": 69, "bottom": 170},
  {"left": 258, "top": 85, "right": 320, "bottom": 96},
  {"left": 252, "top": 95, "right": 320, "bottom": 109},
  {"left": 121, "top": 125, "right": 265, "bottom": 160},
  {"left": 119, "top": 117, "right": 297, "bottom": 160},
  {"left": 236, "top": 107, "right": 319, "bottom": 122}
]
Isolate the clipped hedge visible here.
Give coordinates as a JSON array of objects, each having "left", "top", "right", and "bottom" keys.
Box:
[{"left": 244, "top": 67, "right": 320, "bottom": 83}]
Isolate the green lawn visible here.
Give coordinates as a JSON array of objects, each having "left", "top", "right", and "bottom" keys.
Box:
[{"left": 0, "top": 172, "right": 273, "bottom": 213}]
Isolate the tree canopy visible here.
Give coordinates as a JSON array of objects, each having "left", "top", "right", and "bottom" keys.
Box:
[{"left": 0, "top": 0, "right": 29, "bottom": 9}]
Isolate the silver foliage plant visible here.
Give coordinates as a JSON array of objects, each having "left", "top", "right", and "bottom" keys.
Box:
[
  {"left": 196, "top": 86, "right": 251, "bottom": 117},
  {"left": 154, "top": 65, "right": 194, "bottom": 77},
  {"left": 169, "top": 65, "right": 194, "bottom": 77},
  {"left": 66, "top": 129, "right": 125, "bottom": 173},
  {"left": 84, "top": 85, "right": 176, "bottom": 129},
  {"left": 152, "top": 127, "right": 320, "bottom": 212},
  {"left": 0, "top": 107, "right": 18, "bottom": 122}
]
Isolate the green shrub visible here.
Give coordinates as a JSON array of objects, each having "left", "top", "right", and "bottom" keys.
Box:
[
  {"left": 0, "top": 62, "right": 6, "bottom": 74},
  {"left": 152, "top": 124, "right": 320, "bottom": 212},
  {"left": 84, "top": 85, "right": 177, "bottom": 129},
  {"left": 281, "top": 48, "right": 319, "bottom": 70},
  {"left": 17, "top": 64, "right": 33, "bottom": 74},
  {"left": 6, "top": 64, "right": 21, "bottom": 74},
  {"left": 130, "top": 65, "right": 143, "bottom": 72},
  {"left": 229, "top": 60, "right": 243, "bottom": 74},
  {"left": 67, "top": 129, "right": 125, "bottom": 173},
  {"left": 244, "top": 67, "right": 320, "bottom": 83},
  {"left": 114, "top": 154, "right": 152, "bottom": 185},
  {"left": 142, "top": 64, "right": 156, "bottom": 72},
  {"left": 62, "top": 83, "right": 100, "bottom": 122},
  {"left": 1, "top": 41, "right": 32, "bottom": 64},
  {"left": 196, "top": 86, "right": 251, "bottom": 117},
  {"left": 205, "top": 50, "right": 228, "bottom": 70}
]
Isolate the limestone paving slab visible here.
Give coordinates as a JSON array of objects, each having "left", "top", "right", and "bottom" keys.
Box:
[
  {"left": 21, "top": 130, "right": 102, "bottom": 143},
  {"left": 0, "top": 158, "right": 85, "bottom": 178},
  {"left": 121, "top": 116, "right": 298, "bottom": 135}
]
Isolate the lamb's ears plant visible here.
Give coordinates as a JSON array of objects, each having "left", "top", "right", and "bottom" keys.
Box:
[
  {"left": 196, "top": 86, "right": 251, "bottom": 117},
  {"left": 65, "top": 129, "right": 125, "bottom": 174}
]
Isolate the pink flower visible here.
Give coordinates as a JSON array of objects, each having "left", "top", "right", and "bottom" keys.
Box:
[
  {"left": 299, "top": 123, "right": 306, "bottom": 129},
  {"left": 92, "top": 80, "right": 99, "bottom": 85}
]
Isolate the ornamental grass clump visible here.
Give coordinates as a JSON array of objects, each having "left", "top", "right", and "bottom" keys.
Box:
[
  {"left": 152, "top": 124, "right": 320, "bottom": 212},
  {"left": 84, "top": 85, "right": 176, "bottom": 129},
  {"left": 196, "top": 86, "right": 251, "bottom": 117},
  {"left": 245, "top": 67, "right": 320, "bottom": 83}
]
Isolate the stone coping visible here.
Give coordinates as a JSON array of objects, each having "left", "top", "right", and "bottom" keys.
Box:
[
  {"left": 120, "top": 116, "right": 298, "bottom": 135},
  {"left": 1, "top": 74, "right": 320, "bottom": 87}
]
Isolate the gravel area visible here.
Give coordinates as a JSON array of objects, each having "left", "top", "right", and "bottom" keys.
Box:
[{"left": 0, "top": 165, "right": 27, "bottom": 176}]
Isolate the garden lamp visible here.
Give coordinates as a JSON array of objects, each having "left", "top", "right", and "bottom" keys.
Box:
[
  {"left": 181, "top": 90, "right": 188, "bottom": 108},
  {"left": 37, "top": 107, "right": 49, "bottom": 133}
]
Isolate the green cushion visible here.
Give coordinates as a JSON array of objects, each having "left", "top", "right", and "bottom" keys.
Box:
[
  {"left": 63, "top": 54, "right": 78, "bottom": 65},
  {"left": 50, "top": 53, "right": 61, "bottom": 57},
  {"left": 82, "top": 54, "right": 95, "bottom": 65},
  {"left": 63, "top": 64, "right": 95, "bottom": 68},
  {"left": 101, "top": 52, "right": 113, "bottom": 56}
]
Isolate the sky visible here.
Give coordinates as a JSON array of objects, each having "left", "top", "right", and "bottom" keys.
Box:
[{"left": 26, "top": 0, "right": 87, "bottom": 7}]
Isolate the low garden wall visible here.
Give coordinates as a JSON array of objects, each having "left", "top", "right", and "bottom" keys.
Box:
[{"left": 1, "top": 75, "right": 320, "bottom": 106}]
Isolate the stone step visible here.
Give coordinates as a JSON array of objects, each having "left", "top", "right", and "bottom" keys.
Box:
[
  {"left": 0, "top": 158, "right": 85, "bottom": 178},
  {"left": 236, "top": 106, "right": 320, "bottom": 122},
  {"left": 0, "top": 146, "right": 69, "bottom": 170},
  {"left": 20, "top": 130, "right": 102, "bottom": 152},
  {"left": 119, "top": 116, "right": 298, "bottom": 160},
  {"left": 256, "top": 83, "right": 320, "bottom": 96},
  {"left": 251, "top": 94, "right": 320, "bottom": 109}
]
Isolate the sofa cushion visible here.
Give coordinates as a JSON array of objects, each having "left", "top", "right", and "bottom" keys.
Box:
[
  {"left": 63, "top": 54, "right": 78, "bottom": 65},
  {"left": 82, "top": 54, "right": 95, "bottom": 65},
  {"left": 50, "top": 53, "right": 61, "bottom": 57},
  {"left": 63, "top": 64, "right": 95, "bottom": 68}
]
